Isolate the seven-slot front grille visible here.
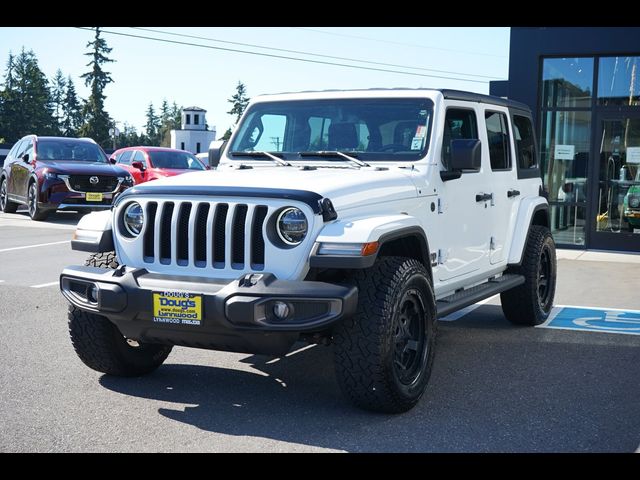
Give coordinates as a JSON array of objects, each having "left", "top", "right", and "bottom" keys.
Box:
[
  {"left": 142, "top": 201, "right": 268, "bottom": 270},
  {"left": 69, "top": 175, "right": 119, "bottom": 192}
]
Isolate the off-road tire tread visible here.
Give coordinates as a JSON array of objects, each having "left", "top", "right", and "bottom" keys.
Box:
[
  {"left": 501, "top": 225, "right": 556, "bottom": 326},
  {"left": 333, "top": 256, "right": 436, "bottom": 413}
]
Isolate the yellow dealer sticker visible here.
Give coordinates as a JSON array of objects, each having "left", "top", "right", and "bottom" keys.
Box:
[
  {"left": 152, "top": 292, "right": 202, "bottom": 326},
  {"left": 85, "top": 192, "right": 103, "bottom": 202}
]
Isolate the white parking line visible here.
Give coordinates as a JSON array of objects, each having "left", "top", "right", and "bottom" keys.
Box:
[
  {"left": 0, "top": 240, "right": 70, "bottom": 253},
  {"left": 31, "top": 281, "right": 59, "bottom": 289}
]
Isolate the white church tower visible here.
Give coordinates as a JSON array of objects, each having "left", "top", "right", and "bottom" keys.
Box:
[{"left": 170, "top": 106, "right": 216, "bottom": 154}]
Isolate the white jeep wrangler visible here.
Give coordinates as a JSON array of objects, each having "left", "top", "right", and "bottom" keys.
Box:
[{"left": 60, "top": 89, "right": 556, "bottom": 413}]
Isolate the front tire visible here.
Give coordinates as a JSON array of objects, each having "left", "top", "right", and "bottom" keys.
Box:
[
  {"left": 501, "top": 225, "right": 557, "bottom": 326},
  {"left": 67, "top": 252, "right": 172, "bottom": 376},
  {"left": 0, "top": 177, "right": 18, "bottom": 213},
  {"left": 333, "top": 257, "right": 436, "bottom": 413},
  {"left": 27, "top": 181, "right": 49, "bottom": 221}
]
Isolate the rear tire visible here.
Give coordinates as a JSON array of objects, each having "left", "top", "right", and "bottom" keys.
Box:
[
  {"left": 0, "top": 177, "right": 18, "bottom": 213},
  {"left": 333, "top": 256, "right": 436, "bottom": 413},
  {"left": 501, "top": 225, "right": 557, "bottom": 326},
  {"left": 67, "top": 252, "right": 172, "bottom": 376}
]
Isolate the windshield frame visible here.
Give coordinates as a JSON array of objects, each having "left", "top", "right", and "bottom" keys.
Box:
[{"left": 227, "top": 97, "right": 434, "bottom": 162}]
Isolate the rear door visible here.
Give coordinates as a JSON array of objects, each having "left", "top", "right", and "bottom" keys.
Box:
[{"left": 481, "top": 108, "right": 518, "bottom": 265}]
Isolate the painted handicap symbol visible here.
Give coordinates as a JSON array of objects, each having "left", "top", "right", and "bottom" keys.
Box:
[
  {"left": 572, "top": 310, "right": 640, "bottom": 331},
  {"left": 541, "top": 306, "right": 640, "bottom": 335}
]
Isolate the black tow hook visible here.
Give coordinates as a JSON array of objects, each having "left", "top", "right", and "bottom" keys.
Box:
[{"left": 113, "top": 264, "right": 127, "bottom": 277}]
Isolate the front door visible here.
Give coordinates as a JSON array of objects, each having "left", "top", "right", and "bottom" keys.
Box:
[{"left": 589, "top": 113, "right": 640, "bottom": 250}]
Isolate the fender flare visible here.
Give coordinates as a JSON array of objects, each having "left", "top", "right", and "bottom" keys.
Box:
[
  {"left": 507, "top": 199, "right": 550, "bottom": 266},
  {"left": 309, "top": 215, "right": 431, "bottom": 271}
]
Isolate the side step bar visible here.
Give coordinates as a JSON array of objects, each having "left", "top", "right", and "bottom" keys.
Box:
[{"left": 436, "top": 274, "right": 524, "bottom": 318}]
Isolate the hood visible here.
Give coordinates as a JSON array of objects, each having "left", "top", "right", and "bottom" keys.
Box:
[
  {"left": 144, "top": 165, "right": 418, "bottom": 211},
  {"left": 40, "top": 160, "right": 129, "bottom": 176}
]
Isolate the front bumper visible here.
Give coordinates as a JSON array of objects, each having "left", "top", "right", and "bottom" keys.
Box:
[
  {"left": 40, "top": 178, "right": 128, "bottom": 211},
  {"left": 59, "top": 266, "right": 357, "bottom": 356}
]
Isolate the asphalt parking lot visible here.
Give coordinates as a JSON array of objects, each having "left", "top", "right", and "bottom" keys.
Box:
[{"left": 1, "top": 209, "right": 639, "bottom": 452}]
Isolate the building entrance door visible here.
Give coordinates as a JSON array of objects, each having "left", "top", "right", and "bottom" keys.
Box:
[{"left": 589, "top": 114, "right": 640, "bottom": 250}]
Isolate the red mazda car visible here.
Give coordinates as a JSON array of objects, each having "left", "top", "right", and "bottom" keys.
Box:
[{"left": 110, "top": 146, "right": 209, "bottom": 185}]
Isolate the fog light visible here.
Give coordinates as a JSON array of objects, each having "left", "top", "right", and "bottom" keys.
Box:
[
  {"left": 87, "top": 284, "right": 99, "bottom": 304},
  {"left": 273, "top": 301, "right": 291, "bottom": 320}
]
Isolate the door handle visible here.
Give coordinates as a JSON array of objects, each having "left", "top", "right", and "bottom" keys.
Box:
[
  {"left": 507, "top": 189, "right": 521, "bottom": 198},
  {"left": 476, "top": 193, "right": 492, "bottom": 202}
]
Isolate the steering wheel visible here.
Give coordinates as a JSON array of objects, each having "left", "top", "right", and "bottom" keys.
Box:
[{"left": 380, "top": 144, "right": 408, "bottom": 152}]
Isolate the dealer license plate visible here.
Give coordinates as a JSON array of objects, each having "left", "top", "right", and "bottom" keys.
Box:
[
  {"left": 85, "top": 192, "right": 103, "bottom": 202},
  {"left": 152, "top": 291, "right": 202, "bottom": 326}
]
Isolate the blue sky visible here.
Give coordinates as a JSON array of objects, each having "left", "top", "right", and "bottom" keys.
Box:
[{"left": 0, "top": 27, "right": 510, "bottom": 137}]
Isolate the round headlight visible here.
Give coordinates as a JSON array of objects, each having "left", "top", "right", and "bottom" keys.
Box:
[
  {"left": 276, "top": 207, "right": 308, "bottom": 245},
  {"left": 123, "top": 202, "right": 144, "bottom": 236},
  {"left": 630, "top": 196, "right": 640, "bottom": 208}
]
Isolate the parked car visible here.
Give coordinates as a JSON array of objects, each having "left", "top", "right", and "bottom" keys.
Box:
[
  {"left": 60, "top": 88, "right": 556, "bottom": 413},
  {"left": 623, "top": 168, "right": 640, "bottom": 231},
  {"left": 0, "top": 135, "right": 133, "bottom": 221},
  {"left": 110, "top": 147, "right": 209, "bottom": 185}
]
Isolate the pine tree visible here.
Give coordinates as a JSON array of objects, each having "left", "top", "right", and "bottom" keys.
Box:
[
  {"left": 0, "top": 49, "right": 56, "bottom": 142},
  {"left": 79, "top": 27, "right": 115, "bottom": 147},
  {"left": 227, "top": 81, "right": 249, "bottom": 124},
  {"left": 144, "top": 102, "right": 160, "bottom": 145},
  {"left": 222, "top": 81, "right": 249, "bottom": 141},
  {"left": 158, "top": 99, "right": 172, "bottom": 147},
  {"left": 61, "top": 76, "right": 83, "bottom": 137},
  {"left": 50, "top": 69, "right": 67, "bottom": 135}
]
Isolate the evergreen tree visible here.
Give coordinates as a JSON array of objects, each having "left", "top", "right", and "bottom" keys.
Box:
[
  {"left": 79, "top": 27, "right": 115, "bottom": 147},
  {"left": 117, "top": 122, "right": 143, "bottom": 148},
  {"left": 171, "top": 101, "right": 181, "bottom": 127},
  {"left": 144, "top": 102, "right": 160, "bottom": 145},
  {"left": 158, "top": 99, "right": 172, "bottom": 147},
  {"left": 50, "top": 69, "right": 67, "bottom": 135},
  {"left": 61, "top": 76, "right": 83, "bottom": 137},
  {"left": 222, "top": 81, "right": 249, "bottom": 141},
  {"left": 0, "top": 49, "right": 55, "bottom": 142},
  {"left": 227, "top": 81, "right": 249, "bottom": 124}
]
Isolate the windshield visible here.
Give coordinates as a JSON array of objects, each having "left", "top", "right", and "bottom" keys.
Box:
[
  {"left": 36, "top": 140, "right": 107, "bottom": 163},
  {"left": 229, "top": 98, "right": 433, "bottom": 161},
  {"left": 149, "top": 151, "right": 205, "bottom": 170}
]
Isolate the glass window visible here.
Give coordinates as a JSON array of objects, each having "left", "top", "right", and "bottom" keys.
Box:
[
  {"left": 36, "top": 139, "right": 107, "bottom": 162},
  {"left": 14, "top": 139, "right": 26, "bottom": 158},
  {"left": 23, "top": 140, "right": 34, "bottom": 161},
  {"left": 442, "top": 108, "right": 478, "bottom": 169},
  {"left": 186, "top": 114, "right": 191, "bottom": 125},
  {"left": 229, "top": 98, "right": 433, "bottom": 161},
  {"left": 149, "top": 151, "right": 204, "bottom": 170},
  {"left": 540, "top": 111, "right": 591, "bottom": 202},
  {"left": 485, "top": 111, "right": 511, "bottom": 170},
  {"left": 196, "top": 142, "right": 201, "bottom": 153},
  {"left": 8, "top": 140, "right": 24, "bottom": 160},
  {"left": 542, "top": 57, "right": 594, "bottom": 108},
  {"left": 180, "top": 142, "right": 185, "bottom": 150},
  {"left": 194, "top": 114, "right": 200, "bottom": 125},
  {"left": 132, "top": 151, "right": 146, "bottom": 164},
  {"left": 597, "top": 56, "right": 640, "bottom": 106},
  {"left": 550, "top": 204, "right": 586, "bottom": 246},
  {"left": 513, "top": 115, "right": 537, "bottom": 170},
  {"left": 118, "top": 151, "right": 133, "bottom": 164}
]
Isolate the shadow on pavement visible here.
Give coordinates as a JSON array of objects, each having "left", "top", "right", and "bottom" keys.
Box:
[
  {"left": 99, "top": 306, "right": 640, "bottom": 452},
  {"left": 11, "top": 208, "right": 85, "bottom": 227}
]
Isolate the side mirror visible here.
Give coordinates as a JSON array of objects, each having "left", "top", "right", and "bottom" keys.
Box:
[
  {"left": 208, "top": 140, "right": 227, "bottom": 168},
  {"left": 131, "top": 161, "right": 146, "bottom": 171},
  {"left": 109, "top": 157, "right": 117, "bottom": 164},
  {"left": 22, "top": 153, "right": 30, "bottom": 163},
  {"left": 441, "top": 139, "right": 481, "bottom": 181}
]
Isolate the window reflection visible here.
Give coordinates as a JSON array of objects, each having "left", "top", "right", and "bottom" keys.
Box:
[
  {"left": 598, "top": 57, "right": 640, "bottom": 106},
  {"left": 542, "top": 57, "right": 594, "bottom": 108}
]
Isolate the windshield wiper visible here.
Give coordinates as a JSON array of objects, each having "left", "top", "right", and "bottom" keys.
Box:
[
  {"left": 229, "top": 151, "right": 291, "bottom": 166},
  {"left": 299, "top": 151, "right": 369, "bottom": 167}
]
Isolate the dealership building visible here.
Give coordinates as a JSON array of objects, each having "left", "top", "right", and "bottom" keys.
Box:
[{"left": 490, "top": 27, "right": 640, "bottom": 252}]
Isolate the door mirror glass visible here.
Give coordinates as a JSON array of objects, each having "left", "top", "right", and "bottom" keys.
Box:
[{"left": 109, "top": 157, "right": 117, "bottom": 164}]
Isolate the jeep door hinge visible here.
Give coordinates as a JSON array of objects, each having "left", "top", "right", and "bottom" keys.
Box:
[
  {"left": 490, "top": 236, "right": 496, "bottom": 251},
  {"left": 437, "top": 249, "right": 446, "bottom": 265},
  {"left": 437, "top": 198, "right": 444, "bottom": 214}
]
